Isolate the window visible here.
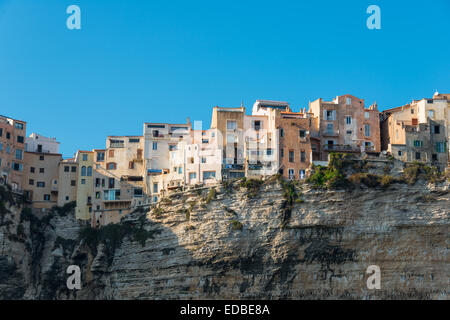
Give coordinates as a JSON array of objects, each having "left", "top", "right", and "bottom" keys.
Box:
[
  {"left": 189, "top": 172, "right": 196, "bottom": 180},
  {"left": 39, "top": 168, "right": 44, "bottom": 173},
  {"left": 299, "top": 170, "right": 306, "bottom": 180},
  {"left": 227, "top": 120, "right": 237, "bottom": 130},
  {"left": 17, "top": 136, "right": 24, "bottom": 144},
  {"left": 178, "top": 167, "right": 182, "bottom": 174},
  {"left": 97, "top": 152, "right": 105, "bottom": 162},
  {"left": 71, "top": 166, "right": 76, "bottom": 172},
  {"left": 280, "top": 148, "right": 284, "bottom": 158},
  {"left": 6, "top": 132, "right": 10, "bottom": 139},
  {"left": 436, "top": 142, "right": 446, "bottom": 153},
  {"left": 325, "top": 110, "right": 335, "bottom": 121},
  {"left": 134, "top": 188, "right": 143, "bottom": 197},
  {"left": 16, "top": 149, "right": 23, "bottom": 160},
  {"left": 106, "top": 162, "right": 116, "bottom": 170},
  {"left": 411, "top": 109, "right": 414, "bottom": 114},
  {"left": 364, "top": 124, "right": 370, "bottom": 137},
  {"left": 267, "top": 148, "right": 272, "bottom": 156},
  {"left": 413, "top": 140, "right": 423, "bottom": 148},
  {"left": 153, "top": 196, "right": 158, "bottom": 203},
  {"left": 43, "top": 195, "right": 50, "bottom": 201},
  {"left": 433, "top": 125, "right": 440, "bottom": 134},
  {"left": 300, "top": 151, "right": 306, "bottom": 163},
  {"left": 364, "top": 112, "right": 370, "bottom": 119},
  {"left": 0, "top": 128, "right": 2, "bottom": 136},
  {"left": 87, "top": 166, "right": 92, "bottom": 176},
  {"left": 280, "top": 128, "right": 284, "bottom": 137},
  {"left": 289, "top": 150, "right": 294, "bottom": 163},
  {"left": 428, "top": 110, "right": 434, "bottom": 119},
  {"left": 398, "top": 151, "right": 402, "bottom": 156},
  {"left": 346, "top": 116, "right": 351, "bottom": 125},
  {"left": 82, "top": 154, "right": 88, "bottom": 161},
  {"left": 129, "top": 138, "right": 140, "bottom": 143},
  {"left": 0, "top": 143, "right": 2, "bottom": 151},
  {"left": 299, "top": 130, "right": 306, "bottom": 138},
  {"left": 14, "top": 122, "right": 24, "bottom": 130},
  {"left": 415, "top": 152, "right": 421, "bottom": 160},
  {"left": 37, "top": 182, "right": 45, "bottom": 188},
  {"left": 203, "top": 171, "right": 216, "bottom": 180},
  {"left": 81, "top": 179, "right": 86, "bottom": 185},
  {"left": 152, "top": 142, "right": 158, "bottom": 150},
  {"left": 39, "top": 155, "right": 44, "bottom": 161},
  {"left": 254, "top": 120, "right": 261, "bottom": 131},
  {"left": 287, "top": 169, "right": 295, "bottom": 180},
  {"left": 202, "top": 139, "right": 209, "bottom": 144},
  {"left": 226, "top": 134, "right": 235, "bottom": 143},
  {"left": 71, "top": 180, "right": 76, "bottom": 186},
  {"left": 66, "top": 196, "right": 70, "bottom": 201},
  {"left": 129, "top": 161, "right": 134, "bottom": 169},
  {"left": 346, "top": 97, "right": 351, "bottom": 105},
  {"left": 169, "top": 145, "right": 176, "bottom": 151},
  {"left": 29, "top": 179, "right": 34, "bottom": 185},
  {"left": 64, "top": 166, "right": 70, "bottom": 172},
  {"left": 346, "top": 130, "right": 352, "bottom": 135},
  {"left": 81, "top": 166, "right": 87, "bottom": 176},
  {"left": 108, "top": 178, "right": 115, "bottom": 189},
  {"left": 432, "top": 154, "right": 438, "bottom": 161},
  {"left": 326, "top": 123, "right": 334, "bottom": 134},
  {"left": 201, "top": 157, "right": 206, "bottom": 164},
  {"left": 153, "top": 183, "right": 158, "bottom": 193},
  {"left": 109, "top": 150, "right": 114, "bottom": 157}
]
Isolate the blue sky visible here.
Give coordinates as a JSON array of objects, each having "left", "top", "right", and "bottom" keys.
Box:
[{"left": 0, "top": 0, "right": 449, "bottom": 157}]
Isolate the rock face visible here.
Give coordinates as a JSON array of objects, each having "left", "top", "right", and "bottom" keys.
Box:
[{"left": 0, "top": 177, "right": 448, "bottom": 300}]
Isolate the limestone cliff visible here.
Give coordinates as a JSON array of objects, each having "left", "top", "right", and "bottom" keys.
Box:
[{"left": 0, "top": 173, "right": 448, "bottom": 300}]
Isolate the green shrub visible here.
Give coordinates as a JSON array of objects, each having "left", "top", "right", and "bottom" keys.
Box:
[
  {"left": 205, "top": 188, "right": 216, "bottom": 204},
  {"left": 231, "top": 220, "right": 243, "bottom": 231},
  {"left": 239, "top": 178, "right": 263, "bottom": 198}
]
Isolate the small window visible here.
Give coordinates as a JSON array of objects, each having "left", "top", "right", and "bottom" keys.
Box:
[
  {"left": 39, "top": 168, "right": 44, "bottom": 173},
  {"left": 71, "top": 166, "right": 77, "bottom": 172},
  {"left": 129, "top": 161, "right": 134, "bottom": 169},
  {"left": 433, "top": 125, "right": 440, "bottom": 134},
  {"left": 346, "top": 97, "right": 351, "bottom": 105},
  {"left": 428, "top": 110, "right": 434, "bottom": 119},
  {"left": 280, "top": 128, "right": 284, "bottom": 137},
  {"left": 280, "top": 148, "right": 284, "bottom": 158},
  {"left": 109, "top": 150, "right": 114, "bottom": 157},
  {"left": 346, "top": 116, "right": 351, "bottom": 125},
  {"left": 299, "top": 130, "right": 306, "bottom": 138},
  {"left": 82, "top": 154, "right": 88, "bottom": 161},
  {"left": 288, "top": 150, "right": 294, "bottom": 163},
  {"left": 364, "top": 124, "right": 370, "bottom": 137},
  {"left": 71, "top": 180, "right": 76, "bottom": 186},
  {"left": 346, "top": 130, "right": 352, "bottom": 135},
  {"left": 415, "top": 152, "right": 421, "bottom": 160},
  {"left": 300, "top": 151, "right": 306, "bottom": 163},
  {"left": 64, "top": 166, "right": 70, "bottom": 172},
  {"left": 87, "top": 166, "right": 92, "bottom": 176},
  {"left": 81, "top": 179, "right": 86, "bottom": 185},
  {"left": 432, "top": 154, "right": 438, "bottom": 161},
  {"left": 29, "top": 179, "right": 34, "bottom": 185},
  {"left": 364, "top": 112, "right": 370, "bottom": 119},
  {"left": 17, "top": 136, "right": 24, "bottom": 144},
  {"left": 107, "top": 162, "right": 116, "bottom": 170},
  {"left": 39, "top": 155, "right": 44, "bottom": 161},
  {"left": 81, "top": 166, "right": 87, "bottom": 176},
  {"left": 37, "top": 182, "right": 45, "bottom": 188},
  {"left": 43, "top": 194, "right": 50, "bottom": 201},
  {"left": 227, "top": 120, "right": 237, "bottom": 130},
  {"left": 398, "top": 151, "right": 402, "bottom": 156},
  {"left": 152, "top": 142, "right": 158, "bottom": 150}
]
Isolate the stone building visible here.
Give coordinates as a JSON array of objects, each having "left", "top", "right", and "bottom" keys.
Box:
[
  {"left": 381, "top": 92, "right": 449, "bottom": 169},
  {"left": 309, "top": 94, "right": 380, "bottom": 160},
  {"left": 57, "top": 158, "right": 78, "bottom": 207},
  {"left": 0, "top": 115, "right": 27, "bottom": 192}
]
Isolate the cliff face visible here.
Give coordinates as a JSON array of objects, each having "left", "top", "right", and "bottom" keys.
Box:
[{"left": 0, "top": 177, "right": 448, "bottom": 300}]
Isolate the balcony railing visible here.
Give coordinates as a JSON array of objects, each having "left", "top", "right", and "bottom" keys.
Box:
[
  {"left": 323, "top": 144, "right": 360, "bottom": 152},
  {"left": 321, "top": 130, "right": 340, "bottom": 137}
]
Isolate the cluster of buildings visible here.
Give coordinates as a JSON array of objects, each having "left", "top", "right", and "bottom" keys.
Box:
[{"left": 1, "top": 92, "right": 448, "bottom": 226}]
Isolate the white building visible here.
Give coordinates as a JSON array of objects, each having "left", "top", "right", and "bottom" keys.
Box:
[{"left": 26, "top": 133, "right": 60, "bottom": 154}]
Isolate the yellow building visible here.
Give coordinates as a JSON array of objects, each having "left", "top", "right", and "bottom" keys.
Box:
[{"left": 75, "top": 151, "right": 94, "bottom": 221}]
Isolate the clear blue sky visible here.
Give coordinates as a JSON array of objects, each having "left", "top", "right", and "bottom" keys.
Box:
[{"left": 0, "top": 0, "right": 449, "bottom": 157}]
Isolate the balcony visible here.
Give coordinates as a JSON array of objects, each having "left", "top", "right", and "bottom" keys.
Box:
[
  {"left": 321, "top": 130, "right": 340, "bottom": 137},
  {"left": 223, "top": 164, "right": 244, "bottom": 171},
  {"left": 323, "top": 144, "right": 360, "bottom": 152}
]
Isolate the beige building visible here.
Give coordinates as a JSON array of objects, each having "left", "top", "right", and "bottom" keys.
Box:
[
  {"left": 381, "top": 92, "right": 449, "bottom": 169},
  {"left": 23, "top": 151, "right": 62, "bottom": 209},
  {"left": 92, "top": 136, "right": 146, "bottom": 226},
  {"left": 309, "top": 94, "right": 380, "bottom": 160},
  {"left": 210, "top": 106, "right": 246, "bottom": 180},
  {"left": 75, "top": 151, "right": 94, "bottom": 221},
  {"left": 57, "top": 158, "right": 78, "bottom": 207},
  {"left": 0, "top": 115, "right": 27, "bottom": 192}
]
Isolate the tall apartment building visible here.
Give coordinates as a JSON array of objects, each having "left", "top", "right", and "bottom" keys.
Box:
[
  {"left": 22, "top": 133, "right": 62, "bottom": 209},
  {"left": 309, "top": 94, "right": 380, "bottom": 160},
  {"left": 184, "top": 124, "right": 222, "bottom": 186},
  {"left": 0, "top": 115, "right": 27, "bottom": 192},
  {"left": 251, "top": 100, "right": 313, "bottom": 179},
  {"left": 381, "top": 92, "right": 449, "bottom": 169},
  {"left": 210, "top": 106, "right": 245, "bottom": 180},
  {"left": 144, "top": 121, "right": 191, "bottom": 203},
  {"left": 92, "top": 137, "right": 145, "bottom": 226},
  {"left": 75, "top": 151, "right": 94, "bottom": 221},
  {"left": 57, "top": 158, "right": 78, "bottom": 207}
]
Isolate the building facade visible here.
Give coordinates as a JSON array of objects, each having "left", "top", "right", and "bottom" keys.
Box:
[
  {"left": 0, "top": 115, "right": 27, "bottom": 192},
  {"left": 309, "top": 94, "right": 380, "bottom": 160}
]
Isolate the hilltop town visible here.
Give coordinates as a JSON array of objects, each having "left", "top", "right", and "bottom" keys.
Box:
[{"left": 1, "top": 92, "right": 449, "bottom": 227}]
